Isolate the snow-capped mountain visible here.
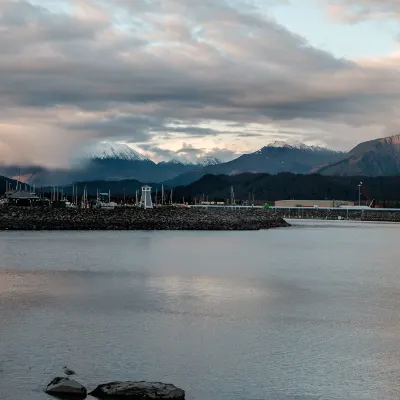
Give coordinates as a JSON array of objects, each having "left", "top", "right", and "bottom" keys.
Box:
[
  {"left": 165, "top": 143, "right": 345, "bottom": 187},
  {"left": 80, "top": 142, "right": 150, "bottom": 162},
  {"left": 196, "top": 156, "right": 222, "bottom": 167},
  {"left": 2, "top": 140, "right": 343, "bottom": 187},
  {"left": 265, "top": 141, "right": 340, "bottom": 153},
  {"left": 159, "top": 156, "right": 221, "bottom": 167},
  {"left": 159, "top": 158, "right": 192, "bottom": 166}
]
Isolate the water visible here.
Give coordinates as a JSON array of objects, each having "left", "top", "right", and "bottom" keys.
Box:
[{"left": 1, "top": 221, "right": 400, "bottom": 400}]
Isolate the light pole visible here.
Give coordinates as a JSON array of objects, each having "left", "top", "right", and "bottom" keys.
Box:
[{"left": 358, "top": 181, "right": 363, "bottom": 206}]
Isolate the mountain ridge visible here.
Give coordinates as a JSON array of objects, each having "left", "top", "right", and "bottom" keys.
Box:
[
  {"left": 315, "top": 134, "right": 400, "bottom": 176},
  {"left": 165, "top": 142, "right": 345, "bottom": 186}
]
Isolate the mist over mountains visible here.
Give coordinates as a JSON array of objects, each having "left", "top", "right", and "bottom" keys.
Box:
[
  {"left": 3, "top": 135, "right": 400, "bottom": 188},
  {"left": 0, "top": 142, "right": 222, "bottom": 186}
]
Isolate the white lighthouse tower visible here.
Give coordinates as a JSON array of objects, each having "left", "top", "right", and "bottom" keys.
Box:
[{"left": 139, "top": 185, "right": 153, "bottom": 209}]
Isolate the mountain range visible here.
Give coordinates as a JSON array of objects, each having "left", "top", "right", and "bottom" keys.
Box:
[
  {"left": 166, "top": 135, "right": 400, "bottom": 185},
  {"left": 3, "top": 135, "right": 400, "bottom": 187},
  {"left": 164, "top": 141, "right": 344, "bottom": 186},
  {"left": 0, "top": 142, "right": 221, "bottom": 186}
]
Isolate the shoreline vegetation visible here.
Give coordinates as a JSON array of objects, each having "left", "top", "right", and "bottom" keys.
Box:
[{"left": 0, "top": 207, "right": 289, "bottom": 231}]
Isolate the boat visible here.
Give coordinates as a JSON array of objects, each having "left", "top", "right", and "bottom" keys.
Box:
[{"left": 96, "top": 190, "right": 117, "bottom": 210}]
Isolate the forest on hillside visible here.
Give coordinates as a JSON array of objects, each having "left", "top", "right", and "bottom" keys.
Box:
[
  {"left": 5, "top": 173, "right": 400, "bottom": 207},
  {"left": 171, "top": 173, "right": 400, "bottom": 206}
]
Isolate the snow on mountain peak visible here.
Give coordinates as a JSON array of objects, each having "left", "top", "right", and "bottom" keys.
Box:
[
  {"left": 81, "top": 142, "right": 149, "bottom": 161},
  {"left": 265, "top": 141, "right": 330, "bottom": 152},
  {"left": 159, "top": 158, "right": 191, "bottom": 166},
  {"left": 267, "top": 141, "right": 289, "bottom": 148},
  {"left": 159, "top": 156, "right": 222, "bottom": 166},
  {"left": 196, "top": 156, "right": 222, "bottom": 166}
]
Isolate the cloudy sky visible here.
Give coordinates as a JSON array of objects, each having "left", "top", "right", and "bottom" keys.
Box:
[{"left": 1, "top": 0, "right": 400, "bottom": 166}]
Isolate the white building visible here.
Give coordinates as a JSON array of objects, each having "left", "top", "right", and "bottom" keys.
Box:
[{"left": 139, "top": 186, "right": 153, "bottom": 209}]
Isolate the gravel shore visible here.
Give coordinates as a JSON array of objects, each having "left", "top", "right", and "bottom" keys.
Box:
[{"left": 0, "top": 207, "right": 289, "bottom": 231}]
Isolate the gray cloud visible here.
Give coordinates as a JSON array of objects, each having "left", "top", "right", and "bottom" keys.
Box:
[
  {"left": 0, "top": 0, "right": 400, "bottom": 166},
  {"left": 137, "top": 144, "right": 179, "bottom": 160},
  {"left": 324, "top": 0, "right": 400, "bottom": 22},
  {"left": 236, "top": 133, "right": 265, "bottom": 137},
  {"left": 177, "top": 143, "right": 203, "bottom": 154},
  {"left": 137, "top": 142, "right": 238, "bottom": 163}
]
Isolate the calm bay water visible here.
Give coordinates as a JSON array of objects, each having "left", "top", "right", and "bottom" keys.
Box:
[{"left": 1, "top": 221, "right": 400, "bottom": 399}]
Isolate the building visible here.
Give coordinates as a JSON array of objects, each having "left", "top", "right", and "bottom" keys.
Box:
[
  {"left": 139, "top": 185, "right": 153, "bottom": 209},
  {"left": 4, "top": 189, "right": 45, "bottom": 206},
  {"left": 274, "top": 199, "right": 354, "bottom": 208}
]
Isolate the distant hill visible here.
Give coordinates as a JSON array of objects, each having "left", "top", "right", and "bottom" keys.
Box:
[
  {"left": 171, "top": 172, "right": 400, "bottom": 204},
  {"left": 0, "top": 176, "right": 30, "bottom": 195},
  {"left": 7, "top": 173, "right": 400, "bottom": 207},
  {"left": 316, "top": 135, "right": 400, "bottom": 176},
  {"left": 165, "top": 142, "right": 344, "bottom": 186},
  {"left": 42, "top": 179, "right": 159, "bottom": 197}
]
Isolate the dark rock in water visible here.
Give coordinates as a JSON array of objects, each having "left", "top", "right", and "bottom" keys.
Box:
[
  {"left": 45, "top": 377, "right": 87, "bottom": 398},
  {"left": 89, "top": 381, "right": 185, "bottom": 399}
]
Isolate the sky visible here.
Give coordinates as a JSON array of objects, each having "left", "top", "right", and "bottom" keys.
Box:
[{"left": 1, "top": 0, "right": 400, "bottom": 166}]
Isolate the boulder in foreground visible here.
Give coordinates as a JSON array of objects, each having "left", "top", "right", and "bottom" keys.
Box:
[
  {"left": 89, "top": 381, "right": 185, "bottom": 399},
  {"left": 45, "top": 377, "right": 87, "bottom": 398}
]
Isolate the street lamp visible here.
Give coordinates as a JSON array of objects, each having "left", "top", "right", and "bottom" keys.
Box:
[{"left": 358, "top": 181, "right": 363, "bottom": 206}]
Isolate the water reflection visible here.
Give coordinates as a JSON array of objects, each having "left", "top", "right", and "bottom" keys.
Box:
[{"left": 0, "top": 226, "right": 400, "bottom": 399}]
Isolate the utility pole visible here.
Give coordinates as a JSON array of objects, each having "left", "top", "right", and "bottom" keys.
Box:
[{"left": 358, "top": 181, "right": 362, "bottom": 206}]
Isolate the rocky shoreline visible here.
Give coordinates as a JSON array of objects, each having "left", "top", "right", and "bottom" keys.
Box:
[
  {"left": 0, "top": 207, "right": 289, "bottom": 231},
  {"left": 268, "top": 208, "right": 400, "bottom": 222}
]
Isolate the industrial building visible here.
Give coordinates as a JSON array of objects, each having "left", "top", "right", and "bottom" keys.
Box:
[{"left": 274, "top": 200, "right": 354, "bottom": 208}]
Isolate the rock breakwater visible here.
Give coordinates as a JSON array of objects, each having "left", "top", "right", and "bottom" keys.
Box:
[
  {"left": 0, "top": 207, "right": 289, "bottom": 231},
  {"left": 268, "top": 208, "right": 400, "bottom": 222}
]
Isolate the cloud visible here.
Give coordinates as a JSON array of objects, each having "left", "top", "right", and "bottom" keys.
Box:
[
  {"left": 177, "top": 143, "right": 203, "bottom": 154},
  {"left": 137, "top": 142, "right": 239, "bottom": 163},
  {"left": 324, "top": 1, "right": 400, "bottom": 22},
  {"left": 1, "top": 0, "right": 400, "bottom": 166}
]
